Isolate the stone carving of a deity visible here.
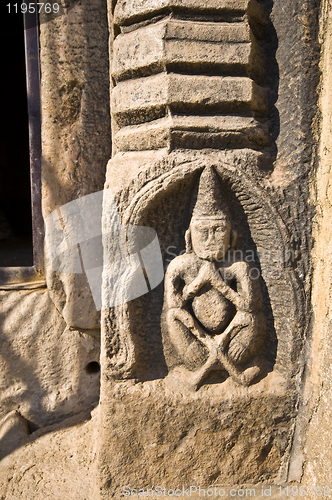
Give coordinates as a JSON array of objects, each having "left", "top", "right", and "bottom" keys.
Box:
[{"left": 162, "top": 167, "right": 266, "bottom": 390}]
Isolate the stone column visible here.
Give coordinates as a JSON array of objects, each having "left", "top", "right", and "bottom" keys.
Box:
[
  {"left": 99, "top": 0, "right": 314, "bottom": 496},
  {"left": 40, "top": 0, "right": 111, "bottom": 330}
]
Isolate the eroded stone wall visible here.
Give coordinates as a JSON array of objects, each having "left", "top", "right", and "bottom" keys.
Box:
[
  {"left": 301, "top": 0, "right": 332, "bottom": 485},
  {"left": 1, "top": 0, "right": 331, "bottom": 497},
  {"left": 0, "top": 0, "right": 110, "bottom": 472},
  {"left": 99, "top": 0, "right": 320, "bottom": 496}
]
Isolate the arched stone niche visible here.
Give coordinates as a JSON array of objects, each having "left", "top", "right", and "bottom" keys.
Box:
[{"left": 99, "top": 148, "right": 305, "bottom": 493}]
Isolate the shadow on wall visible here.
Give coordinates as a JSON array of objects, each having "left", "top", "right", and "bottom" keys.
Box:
[
  {"left": 264, "top": 0, "right": 280, "bottom": 160},
  {"left": 0, "top": 0, "right": 111, "bottom": 460},
  {"left": 0, "top": 289, "right": 101, "bottom": 460}
]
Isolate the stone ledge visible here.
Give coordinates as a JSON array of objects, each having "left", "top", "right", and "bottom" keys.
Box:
[
  {"left": 114, "top": 115, "right": 270, "bottom": 153},
  {"left": 112, "top": 73, "right": 269, "bottom": 127},
  {"left": 113, "top": 19, "right": 260, "bottom": 82},
  {"left": 114, "top": 0, "right": 268, "bottom": 26}
]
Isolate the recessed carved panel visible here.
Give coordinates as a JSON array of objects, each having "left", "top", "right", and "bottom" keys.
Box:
[{"left": 162, "top": 166, "right": 266, "bottom": 390}]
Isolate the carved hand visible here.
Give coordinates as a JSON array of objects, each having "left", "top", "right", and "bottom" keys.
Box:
[
  {"left": 207, "top": 262, "right": 249, "bottom": 311},
  {"left": 182, "top": 263, "right": 211, "bottom": 300},
  {"left": 183, "top": 261, "right": 245, "bottom": 310}
]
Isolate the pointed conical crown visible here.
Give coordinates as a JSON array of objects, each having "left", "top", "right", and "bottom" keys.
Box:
[{"left": 191, "top": 167, "right": 230, "bottom": 221}]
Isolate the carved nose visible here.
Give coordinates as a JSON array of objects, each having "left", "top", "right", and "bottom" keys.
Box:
[{"left": 205, "top": 231, "right": 215, "bottom": 245}]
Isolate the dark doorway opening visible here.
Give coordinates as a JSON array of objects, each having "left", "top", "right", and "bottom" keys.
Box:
[{"left": 0, "top": 10, "right": 33, "bottom": 267}]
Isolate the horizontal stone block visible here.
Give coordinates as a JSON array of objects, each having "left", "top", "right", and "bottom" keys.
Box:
[
  {"left": 112, "top": 73, "right": 268, "bottom": 126},
  {"left": 114, "top": 115, "right": 270, "bottom": 152},
  {"left": 99, "top": 376, "right": 292, "bottom": 496},
  {"left": 114, "top": 0, "right": 267, "bottom": 26},
  {"left": 105, "top": 148, "right": 264, "bottom": 196},
  {"left": 164, "top": 19, "right": 250, "bottom": 43},
  {"left": 113, "top": 20, "right": 260, "bottom": 82}
]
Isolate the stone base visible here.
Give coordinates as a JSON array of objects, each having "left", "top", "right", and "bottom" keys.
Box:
[{"left": 99, "top": 372, "right": 296, "bottom": 498}]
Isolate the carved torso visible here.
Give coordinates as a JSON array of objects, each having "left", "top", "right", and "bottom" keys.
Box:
[
  {"left": 166, "top": 253, "right": 238, "bottom": 335},
  {"left": 163, "top": 249, "right": 266, "bottom": 388}
]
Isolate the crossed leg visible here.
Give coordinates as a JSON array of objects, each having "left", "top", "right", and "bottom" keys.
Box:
[{"left": 166, "top": 308, "right": 261, "bottom": 390}]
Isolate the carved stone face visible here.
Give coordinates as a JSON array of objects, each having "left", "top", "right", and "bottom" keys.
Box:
[{"left": 190, "top": 218, "right": 231, "bottom": 261}]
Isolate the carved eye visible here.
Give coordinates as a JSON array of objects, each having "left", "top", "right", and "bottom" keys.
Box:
[{"left": 198, "top": 228, "right": 209, "bottom": 237}]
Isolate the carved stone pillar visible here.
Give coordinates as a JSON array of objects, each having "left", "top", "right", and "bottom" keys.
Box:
[{"left": 99, "top": 0, "right": 311, "bottom": 496}]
